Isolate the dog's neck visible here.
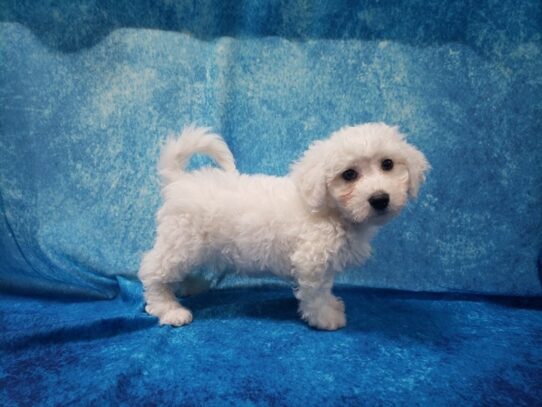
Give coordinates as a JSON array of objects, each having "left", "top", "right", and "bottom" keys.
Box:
[
  {"left": 315, "top": 215, "right": 378, "bottom": 271},
  {"left": 307, "top": 204, "right": 379, "bottom": 246},
  {"left": 310, "top": 204, "right": 378, "bottom": 233}
]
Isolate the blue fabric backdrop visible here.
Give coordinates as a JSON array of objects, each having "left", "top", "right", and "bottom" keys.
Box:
[
  {"left": 1, "top": 2, "right": 542, "bottom": 406},
  {"left": 0, "top": 1, "right": 542, "bottom": 296},
  {"left": 1, "top": 0, "right": 541, "bottom": 298}
]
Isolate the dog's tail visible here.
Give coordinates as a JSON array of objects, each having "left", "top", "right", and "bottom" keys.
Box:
[{"left": 158, "top": 125, "right": 237, "bottom": 187}]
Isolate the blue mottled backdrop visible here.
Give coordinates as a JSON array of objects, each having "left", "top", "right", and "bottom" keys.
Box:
[{"left": 2, "top": 0, "right": 541, "bottom": 297}]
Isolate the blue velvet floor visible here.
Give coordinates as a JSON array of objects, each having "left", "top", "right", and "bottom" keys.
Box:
[{"left": 1, "top": 279, "right": 541, "bottom": 406}]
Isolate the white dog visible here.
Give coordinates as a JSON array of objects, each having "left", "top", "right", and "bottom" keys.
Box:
[{"left": 139, "top": 123, "right": 429, "bottom": 330}]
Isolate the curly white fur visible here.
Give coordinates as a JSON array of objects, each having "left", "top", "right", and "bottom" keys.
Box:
[{"left": 139, "top": 123, "right": 429, "bottom": 330}]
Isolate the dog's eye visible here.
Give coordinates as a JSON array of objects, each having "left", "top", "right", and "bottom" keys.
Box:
[
  {"left": 341, "top": 169, "right": 358, "bottom": 182},
  {"left": 381, "top": 159, "right": 394, "bottom": 171}
]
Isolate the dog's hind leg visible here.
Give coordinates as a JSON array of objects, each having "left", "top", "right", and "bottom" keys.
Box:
[
  {"left": 139, "top": 241, "right": 195, "bottom": 327},
  {"left": 143, "top": 281, "right": 193, "bottom": 326}
]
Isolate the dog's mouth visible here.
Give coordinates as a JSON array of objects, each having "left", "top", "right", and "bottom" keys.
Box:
[
  {"left": 343, "top": 201, "right": 399, "bottom": 225},
  {"left": 369, "top": 206, "right": 399, "bottom": 224},
  {"left": 374, "top": 207, "right": 388, "bottom": 216},
  {"left": 349, "top": 208, "right": 391, "bottom": 225},
  {"left": 372, "top": 209, "right": 390, "bottom": 220}
]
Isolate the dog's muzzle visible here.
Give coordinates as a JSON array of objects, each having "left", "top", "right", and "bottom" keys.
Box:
[{"left": 368, "top": 192, "right": 390, "bottom": 211}]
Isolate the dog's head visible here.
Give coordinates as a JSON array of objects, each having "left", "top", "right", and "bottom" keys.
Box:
[{"left": 290, "top": 123, "right": 429, "bottom": 225}]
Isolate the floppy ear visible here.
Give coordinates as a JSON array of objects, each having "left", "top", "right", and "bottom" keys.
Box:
[
  {"left": 290, "top": 140, "right": 329, "bottom": 212},
  {"left": 404, "top": 143, "right": 430, "bottom": 198}
]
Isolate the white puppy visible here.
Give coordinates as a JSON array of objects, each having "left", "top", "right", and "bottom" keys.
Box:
[{"left": 139, "top": 123, "right": 429, "bottom": 330}]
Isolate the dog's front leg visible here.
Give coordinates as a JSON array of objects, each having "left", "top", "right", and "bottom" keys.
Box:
[{"left": 293, "top": 270, "right": 346, "bottom": 331}]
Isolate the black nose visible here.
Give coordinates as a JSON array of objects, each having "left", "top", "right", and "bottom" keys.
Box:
[{"left": 369, "top": 192, "right": 390, "bottom": 211}]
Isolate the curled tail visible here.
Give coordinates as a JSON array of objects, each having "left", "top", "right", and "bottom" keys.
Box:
[{"left": 158, "top": 125, "right": 237, "bottom": 187}]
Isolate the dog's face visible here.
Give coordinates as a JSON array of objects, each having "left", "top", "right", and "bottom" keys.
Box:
[{"left": 291, "top": 123, "right": 429, "bottom": 225}]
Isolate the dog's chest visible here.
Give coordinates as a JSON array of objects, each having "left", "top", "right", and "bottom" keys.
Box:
[{"left": 330, "top": 228, "right": 373, "bottom": 271}]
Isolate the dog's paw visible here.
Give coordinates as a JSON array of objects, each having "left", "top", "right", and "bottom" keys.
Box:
[
  {"left": 328, "top": 296, "right": 345, "bottom": 313},
  {"left": 159, "top": 308, "right": 193, "bottom": 327},
  {"left": 302, "top": 303, "right": 346, "bottom": 331},
  {"left": 310, "top": 308, "right": 346, "bottom": 331}
]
